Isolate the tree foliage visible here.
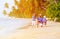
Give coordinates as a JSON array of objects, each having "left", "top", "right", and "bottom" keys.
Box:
[
  {"left": 4, "top": 2, "right": 9, "bottom": 8},
  {"left": 8, "top": 0, "right": 48, "bottom": 18},
  {"left": 46, "top": 0, "right": 60, "bottom": 21},
  {"left": 3, "top": 0, "right": 60, "bottom": 21},
  {"left": 2, "top": 10, "right": 7, "bottom": 15}
]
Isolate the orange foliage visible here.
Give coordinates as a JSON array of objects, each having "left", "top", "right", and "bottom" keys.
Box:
[{"left": 8, "top": 0, "right": 48, "bottom": 18}]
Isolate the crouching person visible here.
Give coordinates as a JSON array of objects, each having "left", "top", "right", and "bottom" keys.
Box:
[{"left": 37, "top": 15, "right": 43, "bottom": 27}]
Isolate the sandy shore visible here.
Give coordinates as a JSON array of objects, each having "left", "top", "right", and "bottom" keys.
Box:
[{"left": 0, "top": 21, "right": 60, "bottom": 39}]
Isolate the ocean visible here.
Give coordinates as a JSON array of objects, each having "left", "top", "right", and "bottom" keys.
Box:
[{"left": 0, "top": 18, "right": 31, "bottom": 35}]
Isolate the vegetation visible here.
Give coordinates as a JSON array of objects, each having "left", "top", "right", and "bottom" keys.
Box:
[
  {"left": 4, "top": 2, "right": 9, "bottom": 8},
  {"left": 3, "top": 0, "right": 60, "bottom": 22},
  {"left": 46, "top": 0, "right": 60, "bottom": 22},
  {"left": 2, "top": 10, "right": 7, "bottom": 16},
  {"left": 4, "top": 0, "right": 48, "bottom": 18}
]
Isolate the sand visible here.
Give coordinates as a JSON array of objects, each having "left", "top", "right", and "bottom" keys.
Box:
[{"left": 0, "top": 21, "right": 60, "bottom": 39}]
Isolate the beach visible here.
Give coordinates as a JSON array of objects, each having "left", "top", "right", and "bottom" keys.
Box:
[
  {"left": 0, "top": 18, "right": 31, "bottom": 35},
  {"left": 0, "top": 18, "right": 60, "bottom": 39}
]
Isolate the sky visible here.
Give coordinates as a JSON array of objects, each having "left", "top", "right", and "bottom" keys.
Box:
[{"left": 0, "top": 0, "right": 14, "bottom": 18}]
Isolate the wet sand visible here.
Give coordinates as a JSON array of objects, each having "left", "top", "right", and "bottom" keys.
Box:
[{"left": 0, "top": 21, "right": 60, "bottom": 39}]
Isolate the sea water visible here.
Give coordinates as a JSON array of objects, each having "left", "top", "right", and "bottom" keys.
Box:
[{"left": 0, "top": 18, "right": 31, "bottom": 35}]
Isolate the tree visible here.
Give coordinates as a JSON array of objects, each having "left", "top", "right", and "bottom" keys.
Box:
[
  {"left": 2, "top": 10, "right": 7, "bottom": 15},
  {"left": 4, "top": 2, "right": 9, "bottom": 8},
  {"left": 46, "top": 0, "right": 60, "bottom": 21},
  {"left": 7, "top": 0, "right": 49, "bottom": 18}
]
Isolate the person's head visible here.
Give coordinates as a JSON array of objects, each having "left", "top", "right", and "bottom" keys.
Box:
[
  {"left": 32, "top": 13, "right": 35, "bottom": 16},
  {"left": 39, "top": 14, "right": 42, "bottom": 16},
  {"left": 39, "top": 14, "right": 43, "bottom": 18},
  {"left": 43, "top": 16, "right": 46, "bottom": 18}
]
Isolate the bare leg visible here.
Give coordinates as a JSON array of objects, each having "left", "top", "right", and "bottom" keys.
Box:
[{"left": 41, "top": 23, "right": 43, "bottom": 27}]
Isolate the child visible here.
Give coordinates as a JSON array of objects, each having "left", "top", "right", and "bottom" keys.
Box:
[
  {"left": 32, "top": 13, "right": 36, "bottom": 26},
  {"left": 43, "top": 16, "right": 47, "bottom": 26}
]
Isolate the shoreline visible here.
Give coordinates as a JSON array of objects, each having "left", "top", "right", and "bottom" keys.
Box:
[
  {"left": 0, "top": 18, "right": 32, "bottom": 35},
  {"left": 0, "top": 19, "right": 60, "bottom": 39}
]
